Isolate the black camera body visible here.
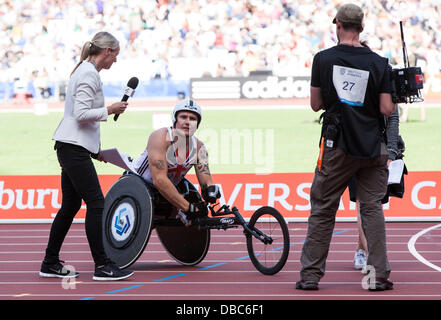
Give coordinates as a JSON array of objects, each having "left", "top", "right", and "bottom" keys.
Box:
[
  {"left": 391, "top": 66, "right": 424, "bottom": 104},
  {"left": 390, "top": 21, "right": 425, "bottom": 104}
]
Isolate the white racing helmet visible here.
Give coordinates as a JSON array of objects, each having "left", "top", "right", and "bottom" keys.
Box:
[{"left": 172, "top": 99, "right": 202, "bottom": 128}]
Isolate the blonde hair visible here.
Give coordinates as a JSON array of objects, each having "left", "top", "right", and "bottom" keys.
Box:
[{"left": 71, "top": 31, "right": 119, "bottom": 76}]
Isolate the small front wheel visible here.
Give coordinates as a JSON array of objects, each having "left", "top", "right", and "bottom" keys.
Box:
[{"left": 246, "top": 206, "right": 290, "bottom": 275}]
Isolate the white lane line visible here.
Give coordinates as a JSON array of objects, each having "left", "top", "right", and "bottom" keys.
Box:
[
  {"left": 1, "top": 250, "right": 441, "bottom": 262},
  {"left": 408, "top": 223, "right": 441, "bottom": 272},
  {"left": 1, "top": 270, "right": 440, "bottom": 274},
  {"left": 2, "top": 293, "right": 441, "bottom": 298},
  {"left": 0, "top": 242, "right": 435, "bottom": 253},
  {"left": 1, "top": 281, "right": 441, "bottom": 285}
]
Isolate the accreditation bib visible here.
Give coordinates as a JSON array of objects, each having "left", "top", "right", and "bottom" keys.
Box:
[{"left": 333, "top": 65, "right": 369, "bottom": 107}]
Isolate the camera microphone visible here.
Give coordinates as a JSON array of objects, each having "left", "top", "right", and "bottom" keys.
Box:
[{"left": 114, "top": 77, "right": 139, "bottom": 121}]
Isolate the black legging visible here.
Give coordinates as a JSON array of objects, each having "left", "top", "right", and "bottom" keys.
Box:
[{"left": 44, "top": 142, "right": 108, "bottom": 266}]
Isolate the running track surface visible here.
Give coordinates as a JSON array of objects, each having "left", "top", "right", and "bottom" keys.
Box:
[{"left": 0, "top": 222, "right": 440, "bottom": 301}]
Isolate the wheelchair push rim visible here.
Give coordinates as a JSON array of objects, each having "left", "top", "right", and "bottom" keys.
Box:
[{"left": 155, "top": 178, "right": 210, "bottom": 266}]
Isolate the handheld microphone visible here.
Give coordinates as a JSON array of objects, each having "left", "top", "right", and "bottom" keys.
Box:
[{"left": 114, "top": 77, "right": 139, "bottom": 121}]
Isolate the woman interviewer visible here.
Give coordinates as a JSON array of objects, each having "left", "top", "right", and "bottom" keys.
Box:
[{"left": 39, "top": 32, "right": 133, "bottom": 281}]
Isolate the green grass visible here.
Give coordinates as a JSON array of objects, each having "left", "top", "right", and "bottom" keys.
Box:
[{"left": 0, "top": 106, "right": 438, "bottom": 175}]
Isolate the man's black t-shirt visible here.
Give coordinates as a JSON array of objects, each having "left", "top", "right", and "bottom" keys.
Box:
[{"left": 311, "top": 44, "right": 391, "bottom": 159}]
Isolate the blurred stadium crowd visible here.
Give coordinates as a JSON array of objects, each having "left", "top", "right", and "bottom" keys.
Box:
[{"left": 1, "top": 0, "right": 440, "bottom": 89}]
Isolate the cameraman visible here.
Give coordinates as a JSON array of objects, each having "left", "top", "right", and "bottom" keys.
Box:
[{"left": 296, "top": 3, "right": 396, "bottom": 291}]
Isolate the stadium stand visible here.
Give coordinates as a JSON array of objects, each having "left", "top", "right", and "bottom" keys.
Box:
[{"left": 1, "top": 0, "right": 439, "bottom": 99}]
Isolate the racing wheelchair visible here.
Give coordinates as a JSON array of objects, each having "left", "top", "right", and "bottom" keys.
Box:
[{"left": 102, "top": 173, "right": 290, "bottom": 275}]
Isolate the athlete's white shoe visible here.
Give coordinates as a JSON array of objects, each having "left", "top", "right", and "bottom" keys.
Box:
[{"left": 353, "top": 249, "right": 367, "bottom": 270}]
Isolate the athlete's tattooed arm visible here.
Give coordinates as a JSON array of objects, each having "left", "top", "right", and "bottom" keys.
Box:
[
  {"left": 147, "top": 128, "right": 190, "bottom": 212},
  {"left": 196, "top": 144, "right": 211, "bottom": 177},
  {"left": 154, "top": 160, "right": 166, "bottom": 170},
  {"left": 195, "top": 142, "right": 214, "bottom": 189}
]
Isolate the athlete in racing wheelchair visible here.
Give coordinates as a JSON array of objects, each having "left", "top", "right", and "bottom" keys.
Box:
[
  {"left": 131, "top": 98, "right": 220, "bottom": 225},
  {"left": 102, "top": 99, "right": 290, "bottom": 273}
]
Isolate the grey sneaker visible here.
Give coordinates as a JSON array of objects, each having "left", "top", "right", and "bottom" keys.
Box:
[
  {"left": 93, "top": 261, "right": 133, "bottom": 281},
  {"left": 39, "top": 260, "right": 79, "bottom": 278}
]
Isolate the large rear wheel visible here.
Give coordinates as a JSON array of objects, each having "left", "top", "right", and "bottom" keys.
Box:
[{"left": 102, "top": 174, "right": 153, "bottom": 269}]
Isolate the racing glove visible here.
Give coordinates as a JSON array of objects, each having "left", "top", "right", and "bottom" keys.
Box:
[
  {"left": 177, "top": 202, "right": 208, "bottom": 227},
  {"left": 202, "top": 185, "right": 221, "bottom": 204}
]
